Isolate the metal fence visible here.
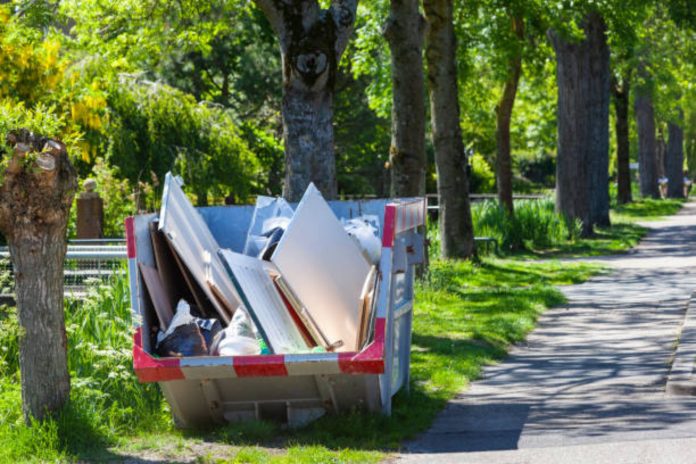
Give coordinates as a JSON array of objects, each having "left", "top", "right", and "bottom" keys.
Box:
[{"left": 0, "top": 239, "right": 127, "bottom": 299}]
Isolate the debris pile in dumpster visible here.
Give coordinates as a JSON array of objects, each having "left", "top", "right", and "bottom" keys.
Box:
[{"left": 139, "top": 174, "right": 382, "bottom": 358}]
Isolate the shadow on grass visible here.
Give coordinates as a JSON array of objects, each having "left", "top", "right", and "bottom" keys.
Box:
[
  {"left": 1, "top": 257, "right": 605, "bottom": 462},
  {"left": 512, "top": 222, "right": 647, "bottom": 259},
  {"left": 159, "top": 260, "right": 590, "bottom": 455}
]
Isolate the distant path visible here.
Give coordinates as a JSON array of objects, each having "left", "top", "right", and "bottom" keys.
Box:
[{"left": 400, "top": 201, "right": 696, "bottom": 463}]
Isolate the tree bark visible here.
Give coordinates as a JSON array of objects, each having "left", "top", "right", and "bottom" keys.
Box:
[
  {"left": 611, "top": 74, "right": 632, "bottom": 204},
  {"left": 0, "top": 130, "right": 77, "bottom": 422},
  {"left": 549, "top": 12, "right": 611, "bottom": 237},
  {"left": 666, "top": 111, "right": 685, "bottom": 198},
  {"left": 635, "top": 93, "right": 660, "bottom": 198},
  {"left": 495, "top": 16, "right": 524, "bottom": 215},
  {"left": 253, "top": 0, "right": 359, "bottom": 202},
  {"left": 385, "top": 0, "right": 426, "bottom": 197},
  {"left": 423, "top": 0, "right": 475, "bottom": 259},
  {"left": 656, "top": 128, "right": 666, "bottom": 179}
]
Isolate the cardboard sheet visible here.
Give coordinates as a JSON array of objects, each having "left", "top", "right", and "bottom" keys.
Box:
[
  {"left": 219, "top": 249, "right": 308, "bottom": 354},
  {"left": 271, "top": 184, "right": 371, "bottom": 352},
  {"left": 158, "top": 173, "right": 239, "bottom": 324}
]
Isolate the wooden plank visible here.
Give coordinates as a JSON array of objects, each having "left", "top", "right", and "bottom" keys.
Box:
[
  {"left": 138, "top": 262, "right": 174, "bottom": 330},
  {"left": 165, "top": 236, "right": 220, "bottom": 321},
  {"left": 149, "top": 220, "right": 189, "bottom": 308}
]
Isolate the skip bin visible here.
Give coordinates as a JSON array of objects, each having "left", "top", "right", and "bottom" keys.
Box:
[{"left": 126, "top": 197, "right": 426, "bottom": 427}]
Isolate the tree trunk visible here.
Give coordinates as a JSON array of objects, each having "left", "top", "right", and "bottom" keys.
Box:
[
  {"left": 254, "top": 0, "right": 359, "bottom": 202},
  {"left": 549, "top": 12, "right": 611, "bottom": 237},
  {"left": 666, "top": 112, "right": 685, "bottom": 198},
  {"left": 423, "top": 0, "right": 475, "bottom": 259},
  {"left": 495, "top": 16, "right": 524, "bottom": 215},
  {"left": 656, "top": 128, "right": 666, "bottom": 179},
  {"left": 635, "top": 93, "right": 660, "bottom": 198},
  {"left": 611, "top": 74, "right": 632, "bottom": 204},
  {"left": 385, "top": 0, "right": 427, "bottom": 197},
  {"left": 0, "top": 130, "right": 77, "bottom": 422},
  {"left": 283, "top": 88, "right": 335, "bottom": 201}
]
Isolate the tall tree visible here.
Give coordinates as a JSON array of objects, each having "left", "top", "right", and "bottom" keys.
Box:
[
  {"left": 423, "top": 0, "right": 475, "bottom": 258},
  {"left": 611, "top": 72, "right": 633, "bottom": 204},
  {"left": 0, "top": 130, "right": 77, "bottom": 421},
  {"left": 549, "top": 12, "right": 611, "bottom": 236},
  {"left": 666, "top": 110, "right": 685, "bottom": 198},
  {"left": 253, "top": 0, "right": 359, "bottom": 201},
  {"left": 495, "top": 14, "right": 525, "bottom": 214},
  {"left": 635, "top": 85, "right": 660, "bottom": 198},
  {"left": 384, "top": 0, "right": 426, "bottom": 196}
]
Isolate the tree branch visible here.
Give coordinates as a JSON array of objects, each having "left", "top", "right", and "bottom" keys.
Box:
[
  {"left": 331, "top": 0, "right": 359, "bottom": 57},
  {"left": 253, "top": 0, "right": 286, "bottom": 42}
]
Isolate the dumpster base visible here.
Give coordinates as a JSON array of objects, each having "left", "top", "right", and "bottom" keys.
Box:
[{"left": 160, "top": 373, "right": 381, "bottom": 428}]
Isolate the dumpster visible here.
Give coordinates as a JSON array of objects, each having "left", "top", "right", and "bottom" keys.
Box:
[{"left": 126, "top": 193, "right": 426, "bottom": 428}]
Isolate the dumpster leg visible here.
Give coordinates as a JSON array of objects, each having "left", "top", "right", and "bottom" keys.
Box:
[
  {"left": 314, "top": 374, "right": 339, "bottom": 413},
  {"left": 200, "top": 379, "right": 225, "bottom": 424}
]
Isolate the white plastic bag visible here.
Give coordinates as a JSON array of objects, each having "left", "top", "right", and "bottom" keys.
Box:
[{"left": 343, "top": 216, "right": 382, "bottom": 265}]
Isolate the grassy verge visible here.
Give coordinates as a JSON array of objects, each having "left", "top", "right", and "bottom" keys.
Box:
[
  {"left": 0, "top": 258, "right": 603, "bottom": 463},
  {"left": 495, "top": 198, "right": 685, "bottom": 259},
  {"left": 611, "top": 198, "right": 685, "bottom": 223}
]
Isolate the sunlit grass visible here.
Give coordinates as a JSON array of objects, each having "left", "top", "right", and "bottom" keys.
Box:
[{"left": 0, "top": 195, "right": 683, "bottom": 462}]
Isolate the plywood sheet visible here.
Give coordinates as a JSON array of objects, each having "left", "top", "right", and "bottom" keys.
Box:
[
  {"left": 149, "top": 220, "right": 190, "bottom": 309},
  {"left": 158, "top": 173, "right": 239, "bottom": 324},
  {"left": 219, "top": 249, "right": 308, "bottom": 354},
  {"left": 271, "top": 184, "right": 371, "bottom": 352},
  {"left": 138, "top": 262, "right": 174, "bottom": 329}
]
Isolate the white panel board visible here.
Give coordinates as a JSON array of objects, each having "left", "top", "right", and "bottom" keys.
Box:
[
  {"left": 158, "top": 173, "right": 240, "bottom": 323},
  {"left": 218, "top": 249, "right": 308, "bottom": 354},
  {"left": 271, "top": 184, "right": 371, "bottom": 352}
]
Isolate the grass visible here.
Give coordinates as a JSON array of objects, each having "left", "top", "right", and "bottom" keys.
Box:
[
  {"left": 471, "top": 197, "right": 686, "bottom": 259},
  {"left": 0, "top": 258, "right": 603, "bottom": 463},
  {"left": 0, "top": 195, "right": 684, "bottom": 462},
  {"left": 612, "top": 198, "right": 685, "bottom": 222}
]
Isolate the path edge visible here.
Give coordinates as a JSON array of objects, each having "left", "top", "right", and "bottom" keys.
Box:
[{"left": 667, "top": 291, "right": 696, "bottom": 396}]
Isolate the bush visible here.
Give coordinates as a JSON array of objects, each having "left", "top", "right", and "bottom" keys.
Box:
[
  {"left": 472, "top": 199, "right": 582, "bottom": 251},
  {"left": 516, "top": 151, "right": 556, "bottom": 187},
  {"left": 469, "top": 153, "right": 495, "bottom": 193},
  {"left": 106, "top": 78, "right": 262, "bottom": 205}
]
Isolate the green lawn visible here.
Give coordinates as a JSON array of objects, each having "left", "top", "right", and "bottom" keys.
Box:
[{"left": 611, "top": 197, "right": 685, "bottom": 222}]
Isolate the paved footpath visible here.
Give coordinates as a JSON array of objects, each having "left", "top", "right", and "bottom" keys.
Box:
[{"left": 400, "top": 202, "right": 696, "bottom": 464}]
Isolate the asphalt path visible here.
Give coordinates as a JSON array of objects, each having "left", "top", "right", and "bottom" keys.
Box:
[{"left": 400, "top": 202, "right": 696, "bottom": 464}]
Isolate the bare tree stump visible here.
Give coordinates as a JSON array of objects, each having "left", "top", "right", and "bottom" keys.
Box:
[{"left": 0, "top": 129, "right": 77, "bottom": 422}]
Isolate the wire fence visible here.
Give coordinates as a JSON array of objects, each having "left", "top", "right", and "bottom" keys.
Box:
[{"left": 0, "top": 240, "right": 127, "bottom": 300}]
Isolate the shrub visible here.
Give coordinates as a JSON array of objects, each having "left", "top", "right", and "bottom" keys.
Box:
[
  {"left": 469, "top": 153, "right": 495, "bottom": 193},
  {"left": 472, "top": 199, "right": 581, "bottom": 252},
  {"left": 516, "top": 151, "right": 556, "bottom": 187}
]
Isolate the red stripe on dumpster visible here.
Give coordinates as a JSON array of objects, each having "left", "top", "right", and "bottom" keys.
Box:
[
  {"left": 338, "top": 342, "right": 384, "bottom": 374},
  {"left": 125, "top": 216, "right": 136, "bottom": 259},
  {"left": 234, "top": 355, "right": 288, "bottom": 377},
  {"left": 132, "top": 329, "right": 185, "bottom": 382},
  {"left": 382, "top": 204, "right": 397, "bottom": 248}
]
